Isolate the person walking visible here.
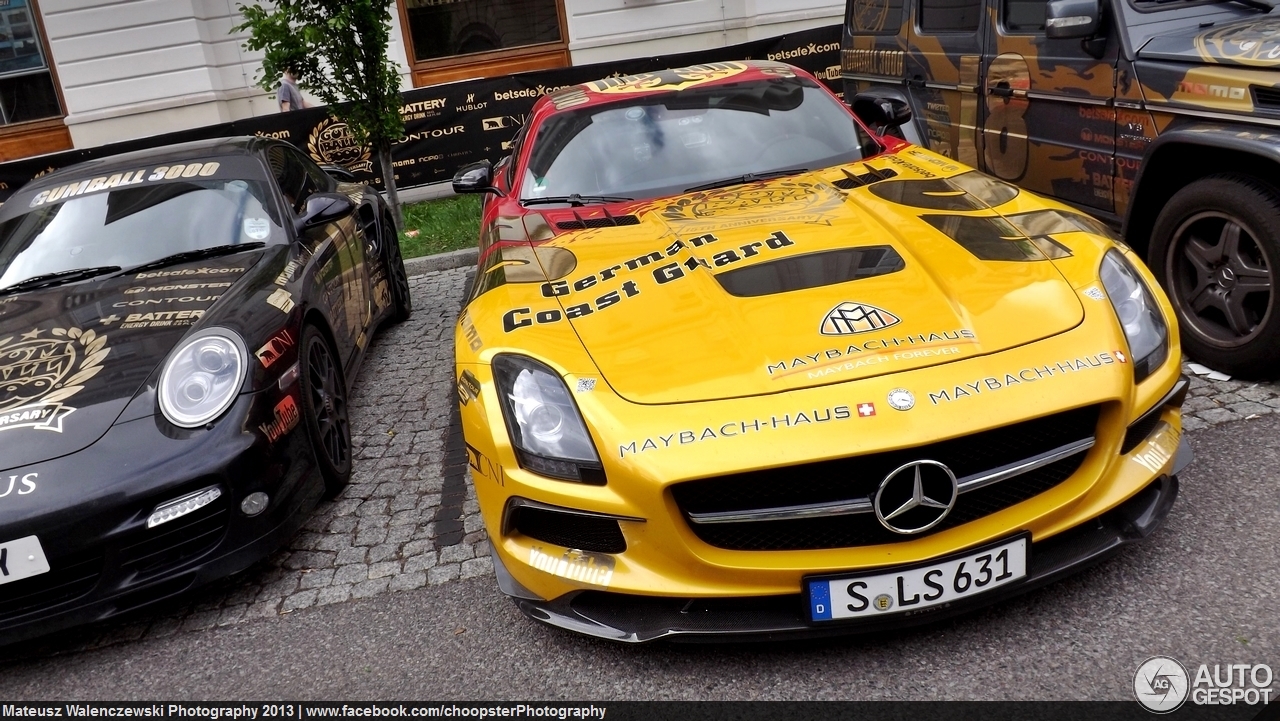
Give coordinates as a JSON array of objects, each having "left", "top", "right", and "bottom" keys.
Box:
[{"left": 277, "top": 68, "right": 308, "bottom": 112}]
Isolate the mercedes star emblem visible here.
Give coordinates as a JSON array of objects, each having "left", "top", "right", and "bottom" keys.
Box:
[{"left": 874, "top": 460, "right": 959, "bottom": 534}]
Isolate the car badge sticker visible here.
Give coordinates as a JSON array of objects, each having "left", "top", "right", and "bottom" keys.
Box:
[
  {"left": 1082, "top": 286, "right": 1106, "bottom": 301},
  {"left": 873, "top": 594, "right": 894, "bottom": 612},
  {"left": 243, "top": 217, "right": 271, "bottom": 240},
  {"left": 0, "top": 326, "right": 109, "bottom": 435},
  {"left": 857, "top": 402, "right": 876, "bottom": 417},
  {"left": 576, "top": 378, "right": 596, "bottom": 393},
  {"left": 1115, "top": 349, "right": 1128, "bottom": 363},
  {"left": 887, "top": 388, "right": 915, "bottom": 411},
  {"left": 820, "top": 302, "right": 901, "bottom": 335},
  {"left": 873, "top": 460, "right": 958, "bottom": 534},
  {"left": 266, "top": 288, "right": 295, "bottom": 313}
]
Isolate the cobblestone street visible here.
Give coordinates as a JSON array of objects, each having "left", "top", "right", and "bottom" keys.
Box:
[{"left": 30, "top": 264, "right": 1280, "bottom": 655}]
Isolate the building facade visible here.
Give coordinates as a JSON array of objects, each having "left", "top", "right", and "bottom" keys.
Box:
[{"left": 0, "top": 0, "right": 840, "bottom": 162}]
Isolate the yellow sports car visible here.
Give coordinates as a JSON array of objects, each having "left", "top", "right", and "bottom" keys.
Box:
[{"left": 450, "top": 61, "right": 1190, "bottom": 641}]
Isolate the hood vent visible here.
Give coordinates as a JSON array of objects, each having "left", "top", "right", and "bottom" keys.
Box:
[
  {"left": 556, "top": 210, "right": 641, "bottom": 230},
  {"left": 715, "top": 246, "right": 905, "bottom": 297},
  {"left": 1252, "top": 85, "right": 1280, "bottom": 110},
  {"left": 831, "top": 164, "right": 898, "bottom": 190}
]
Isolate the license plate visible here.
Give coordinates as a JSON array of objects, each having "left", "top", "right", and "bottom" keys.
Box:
[
  {"left": 807, "top": 536, "right": 1028, "bottom": 622},
  {"left": 0, "top": 535, "right": 51, "bottom": 586}
]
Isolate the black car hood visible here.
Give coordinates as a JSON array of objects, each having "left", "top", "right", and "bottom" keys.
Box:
[
  {"left": 0, "top": 250, "right": 266, "bottom": 472},
  {"left": 1138, "top": 15, "right": 1280, "bottom": 68}
]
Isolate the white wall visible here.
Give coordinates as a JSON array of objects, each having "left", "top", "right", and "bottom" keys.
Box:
[
  {"left": 38, "top": 0, "right": 413, "bottom": 149},
  {"left": 564, "top": 0, "right": 842, "bottom": 65}
]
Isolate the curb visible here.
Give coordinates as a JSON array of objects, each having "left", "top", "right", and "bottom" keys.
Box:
[{"left": 404, "top": 247, "right": 478, "bottom": 277}]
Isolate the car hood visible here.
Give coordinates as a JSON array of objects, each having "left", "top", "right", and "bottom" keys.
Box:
[
  {"left": 1138, "top": 15, "right": 1280, "bottom": 68},
  {"left": 0, "top": 250, "right": 265, "bottom": 472},
  {"left": 528, "top": 166, "right": 1087, "bottom": 405}
]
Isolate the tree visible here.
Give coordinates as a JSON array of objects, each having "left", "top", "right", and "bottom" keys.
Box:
[{"left": 234, "top": 0, "right": 406, "bottom": 228}]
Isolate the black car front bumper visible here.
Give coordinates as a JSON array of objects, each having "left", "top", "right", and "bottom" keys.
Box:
[
  {"left": 0, "top": 393, "right": 323, "bottom": 646},
  {"left": 508, "top": 470, "right": 1182, "bottom": 643}
]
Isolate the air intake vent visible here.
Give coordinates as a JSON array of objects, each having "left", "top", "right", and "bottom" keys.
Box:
[
  {"left": 716, "top": 246, "right": 905, "bottom": 297},
  {"left": 832, "top": 165, "right": 898, "bottom": 190},
  {"left": 1252, "top": 85, "right": 1280, "bottom": 110},
  {"left": 556, "top": 213, "right": 640, "bottom": 230},
  {"left": 508, "top": 504, "right": 626, "bottom": 554}
]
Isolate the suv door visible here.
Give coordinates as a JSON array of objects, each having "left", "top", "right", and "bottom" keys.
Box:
[
  {"left": 905, "top": 0, "right": 987, "bottom": 167},
  {"left": 983, "top": 0, "right": 1118, "bottom": 211}
]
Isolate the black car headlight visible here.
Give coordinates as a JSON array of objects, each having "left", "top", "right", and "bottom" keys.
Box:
[
  {"left": 492, "top": 354, "right": 605, "bottom": 484},
  {"left": 158, "top": 328, "right": 248, "bottom": 427},
  {"left": 1100, "top": 250, "right": 1168, "bottom": 383}
]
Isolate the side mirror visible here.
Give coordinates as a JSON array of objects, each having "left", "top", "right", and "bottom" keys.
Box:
[
  {"left": 319, "top": 164, "right": 357, "bottom": 183},
  {"left": 296, "top": 192, "right": 356, "bottom": 232},
  {"left": 1046, "top": 0, "right": 1100, "bottom": 39},
  {"left": 452, "top": 160, "right": 505, "bottom": 196},
  {"left": 851, "top": 94, "right": 913, "bottom": 135}
]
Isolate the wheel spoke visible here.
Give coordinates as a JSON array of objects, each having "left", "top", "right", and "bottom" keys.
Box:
[
  {"left": 1184, "top": 233, "right": 1222, "bottom": 271},
  {"left": 1219, "top": 221, "right": 1243, "bottom": 262},
  {"left": 1223, "top": 292, "right": 1256, "bottom": 336},
  {"left": 1189, "top": 284, "right": 1222, "bottom": 314}
]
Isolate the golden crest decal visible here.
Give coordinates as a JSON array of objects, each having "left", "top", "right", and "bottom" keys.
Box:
[
  {"left": 820, "top": 302, "right": 901, "bottom": 336},
  {"left": 307, "top": 117, "right": 372, "bottom": 173},
  {"left": 0, "top": 327, "right": 110, "bottom": 434}
]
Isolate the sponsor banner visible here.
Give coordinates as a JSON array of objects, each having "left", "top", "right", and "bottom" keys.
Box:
[{"left": 0, "top": 26, "right": 840, "bottom": 201}]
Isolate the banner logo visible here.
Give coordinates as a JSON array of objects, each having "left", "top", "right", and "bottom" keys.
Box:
[{"left": 307, "top": 118, "right": 372, "bottom": 173}]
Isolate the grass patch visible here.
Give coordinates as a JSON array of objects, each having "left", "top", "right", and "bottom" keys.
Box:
[{"left": 397, "top": 193, "right": 483, "bottom": 259}]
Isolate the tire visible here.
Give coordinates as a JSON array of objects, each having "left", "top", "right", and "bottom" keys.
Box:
[
  {"left": 1149, "top": 173, "right": 1280, "bottom": 378},
  {"left": 298, "top": 324, "right": 353, "bottom": 497},
  {"left": 383, "top": 220, "right": 412, "bottom": 323}
]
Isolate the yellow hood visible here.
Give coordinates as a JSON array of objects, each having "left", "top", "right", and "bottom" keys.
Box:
[{"left": 503, "top": 164, "right": 1087, "bottom": 405}]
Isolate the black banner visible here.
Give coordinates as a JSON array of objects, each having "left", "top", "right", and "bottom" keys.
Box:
[
  {"left": 0, "top": 702, "right": 1274, "bottom": 721},
  {"left": 0, "top": 26, "right": 841, "bottom": 202}
]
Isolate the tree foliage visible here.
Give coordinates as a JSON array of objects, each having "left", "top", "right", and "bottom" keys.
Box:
[{"left": 234, "top": 0, "right": 406, "bottom": 224}]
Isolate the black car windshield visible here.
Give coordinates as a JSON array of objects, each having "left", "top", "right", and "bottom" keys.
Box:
[
  {"left": 0, "top": 157, "right": 282, "bottom": 289},
  {"left": 521, "top": 75, "right": 873, "bottom": 203}
]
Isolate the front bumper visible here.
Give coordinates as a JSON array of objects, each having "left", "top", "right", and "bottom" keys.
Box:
[
  {"left": 507, "top": 471, "right": 1180, "bottom": 643},
  {"left": 0, "top": 392, "right": 323, "bottom": 645}
]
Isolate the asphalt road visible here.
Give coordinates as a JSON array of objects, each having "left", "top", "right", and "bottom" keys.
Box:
[{"left": 0, "top": 391, "right": 1276, "bottom": 701}]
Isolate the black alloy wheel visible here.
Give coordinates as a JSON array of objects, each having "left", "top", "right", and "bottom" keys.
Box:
[
  {"left": 384, "top": 219, "right": 412, "bottom": 323},
  {"left": 299, "top": 324, "right": 352, "bottom": 496},
  {"left": 1150, "top": 174, "right": 1280, "bottom": 378}
]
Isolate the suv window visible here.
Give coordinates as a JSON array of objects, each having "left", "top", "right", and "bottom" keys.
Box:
[
  {"left": 849, "top": 0, "right": 906, "bottom": 34},
  {"left": 920, "top": 0, "right": 982, "bottom": 32},
  {"left": 1004, "top": 0, "right": 1046, "bottom": 31}
]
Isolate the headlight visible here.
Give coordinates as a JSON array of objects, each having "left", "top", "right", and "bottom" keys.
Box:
[
  {"left": 1100, "top": 250, "right": 1168, "bottom": 383},
  {"left": 491, "top": 354, "right": 605, "bottom": 484},
  {"left": 159, "top": 328, "right": 247, "bottom": 427}
]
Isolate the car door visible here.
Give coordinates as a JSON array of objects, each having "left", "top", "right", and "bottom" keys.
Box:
[
  {"left": 983, "top": 0, "right": 1118, "bottom": 211},
  {"left": 905, "top": 0, "right": 987, "bottom": 167}
]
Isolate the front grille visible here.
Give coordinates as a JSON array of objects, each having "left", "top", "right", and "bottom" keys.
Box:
[
  {"left": 511, "top": 506, "right": 626, "bottom": 554},
  {"left": 118, "top": 504, "right": 230, "bottom": 581},
  {"left": 556, "top": 214, "right": 640, "bottom": 230},
  {"left": 671, "top": 405, "right": 1100, "bottom": 551},
  {"left": 0, "top": 549, "right": 102, "bottom": 623},
  {"left": 1121, "top": 407, "right": 1165, "bottom": 455},
  {"left": 1252, "top": 85, "right": 1280, "bottom": 110}
]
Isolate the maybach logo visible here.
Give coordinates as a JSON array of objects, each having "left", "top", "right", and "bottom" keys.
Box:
[
  {"left": 0, "top": 327, "right": 109, "bottom": 434},
  {"left": 820, "top": 302, "right": 901, "bottom": 335},
  {"left": 307, "top": 118, "right": 372, "bottom": 173}
]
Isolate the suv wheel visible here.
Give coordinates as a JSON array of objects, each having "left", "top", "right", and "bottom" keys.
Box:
[{"left": 1149, "top": 173, "right": 1279, "bottom": 379}]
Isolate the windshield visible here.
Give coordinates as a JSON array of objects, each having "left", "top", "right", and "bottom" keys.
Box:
[
  {"left": 521, "top": 76, "right": 873, "bottom": 202},
  {"left": 0, "top": 157, "right": 282, "bottom": 288}
]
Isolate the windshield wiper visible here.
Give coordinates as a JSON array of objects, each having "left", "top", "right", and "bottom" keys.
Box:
[
  {"left": 684, "top": 168, "right": 808, "bottom": 193},
  {"left": 123, "top": 242, "right": 265, "bottom": 275},
  {"left": 520, "top": 194, "right": 633, "bottom": 207},
  {"left": 0, "top": 266, "right": 122, "bottom": 295}
]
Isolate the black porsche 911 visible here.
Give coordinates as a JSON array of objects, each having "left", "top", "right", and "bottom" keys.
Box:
[{"left": 0, "top": 136, "right": 411, "bottom": 643}]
